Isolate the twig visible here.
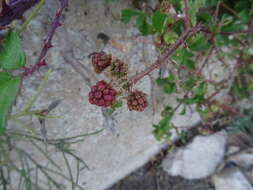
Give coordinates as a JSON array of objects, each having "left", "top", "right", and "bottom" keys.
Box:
[
  {"left": 129, "top": 26, "right": 202, "bottom": 85},
  {"left": 21, "top": 0, "right": 69, "bottom": 77},
  {"left": 221, "top": 29, "right": 253, "bottom": 35},
  {"left": 183, "top": 0, "right": 190, "bottom": 29},
  {"left": 198, "top": 46, "right": 214, "bottom": 73},
  {"left": 220, "top": 2, "right": 240, "bottom": 18}
]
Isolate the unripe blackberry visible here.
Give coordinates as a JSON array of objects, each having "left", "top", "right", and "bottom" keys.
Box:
[
  {"left": 91, "top": 52, "right": 112, "bottom": 73},
  {"left": 110, "top": 59, "right": 128, "bottom": 79},
  {"left": 127, "top": 90, "right": 148, "bottom": 112},
  {"left": 160, "top": 2, "right": 172, "bottom": 14},
  {"left": 89, "top": 80, "right": 117, "bottom": 107}
]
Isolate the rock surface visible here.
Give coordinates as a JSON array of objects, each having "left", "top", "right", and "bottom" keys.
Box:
[
  {"left": 213, "top": 166, "right": 253, "bottom": 190},
  {"left": 162, "top": 131, "right": 227, "bottom": 179}
]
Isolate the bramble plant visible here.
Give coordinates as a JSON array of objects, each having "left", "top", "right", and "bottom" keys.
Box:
[
  {"left": 0, "top": 0, "right": 253, "bottom": 188},
  {"left": 87, "top": 0, "right": 253, "bottom": 141}
]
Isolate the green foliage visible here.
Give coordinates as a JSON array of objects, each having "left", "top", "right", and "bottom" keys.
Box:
[
  {"left": 153, "top": 106, "right": 174, "bottom": 140},
  {"left": 188, "top": 0, "right": 207, "bottom": 26},
  {"left": 121, "top": 9, "right": 142, "bottom": 24},
  {"left": 0, "top": 30, "right": 26, "bottom": 70},
  {"left": 172, "top": 48, "right": 195, "bottom": 69},
  {"left": 121, "top": 9, "right": 174, "bottom": 36},
  {"left": 156, "top": 75, "right": 177, "bottom": 94},
  {"left": 228, "top": 108, "right": 253, "bottom": 142},
  {"left": 108, "top": 100, "right": 123, "bottom": 113},
  {"left": 152, "top": 10, "right": 168, "bottom": 33},
  {"left": 121, "top": 0, "right": 253, "bottom": 141},
  {"left": 178, "top": 82, "right": 207, "bottom": 105},
  {"left": 188, "top": 34, "right": 211, "bottom": 52},
  {"left": 163, "top": 31, "right": 178, "bottom": 44},
  {"left": 0, "top": 72, "right": 21, "bottom": 134}
]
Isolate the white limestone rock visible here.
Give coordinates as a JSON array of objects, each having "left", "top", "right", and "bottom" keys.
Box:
[
  {"left": 213, "top": 166, "right": 253, "bottom": 190},
  {"left": 162, "top": 131, "right": 227, "bottom": 179}
]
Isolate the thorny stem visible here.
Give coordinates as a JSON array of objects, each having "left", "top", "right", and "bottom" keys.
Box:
[
  {"left": 129, "top": 26, "right": 202, "bottom": 85},
  {"left": 220, "top": 2, "right": 240, "bottom": 18},
  {"left": 18, "top": 0, "right": 46, "bottom": 33},
  {"left": 21, "top": 0, "right": 69, "bottom": 77},
  {"left": 183, "top": 0, "right": 191, "bottom": 29},
  {"left": 221, "top": 29, "right": 253, "bottom": 35}
]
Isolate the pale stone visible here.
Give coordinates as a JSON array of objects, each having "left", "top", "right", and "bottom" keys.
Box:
[
  {"left": 213, "top": 166, "right": 253, "bottom": 190},
  {"left": 162, "top": 131, "right": 227, "bottom": 179}
]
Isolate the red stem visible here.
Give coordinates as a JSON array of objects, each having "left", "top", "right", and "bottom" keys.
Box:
[
  {"left": 129, "top": 26, "right": 202, "bottom": 85},
  {"left": 21, "top": 0, "right": 68, "bottom": 77},
  {"left": 183, "top": 0, "right": 191, "bottom": 29}
]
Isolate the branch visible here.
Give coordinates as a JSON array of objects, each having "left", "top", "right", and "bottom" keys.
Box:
[
  {"left": 22, "top": 0, "right": 69, "bottom": 77},
  {"left": 221, "top": 29, "right": 253, "bottom": 35},
  {"left": 183, "top": 0, "right": 191, "bottom": 29},
  {"left": 129, "top": 26, "right": 202, "bottom": 85}
]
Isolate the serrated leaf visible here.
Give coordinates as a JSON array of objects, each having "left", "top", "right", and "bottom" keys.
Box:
[
  {"left": 121, "top": 9, "right": 141, "bottom": 24},
  {"left": 221, "top": 24, "right": 244, "bottom": 33},
  {"left": 136, "top": 14, "right": 153, "bottom": 36},
  {"left": 188, "top": 34, "right": 211, "bottom": 52},
  {"left": 156, "top": 75, "right": 177, "bottom": 94},
  {"left": 0, "top": 30, "right": 26, "bottom": 70},
  {"left": 152, "top": 10, "right": 167, "bottom": 33},
  {"left": 188, "top": 0, "right": 206, "bottom": 26},
  {"left": 172, "top": 48, "right": 195, "bottom": 69},
  {"left": 0, "top": 72, "right": 21, "bottom": 134},
  {"left": 163, "top": 31, "right": 178, "bottom": 44},
  {"left": 216, "top": 34, "right": 229, "bottom": 46},
  {"left": 194, "top": 82, "right": 207, "bottom": 96}
]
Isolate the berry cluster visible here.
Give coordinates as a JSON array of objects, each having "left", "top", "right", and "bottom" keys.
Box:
[
  {"left": 89, "top": 80, "right": 117, "bottom": 107},
  {"left": 127, "top": 90, "right": 148, "bottom": 112},
  {"left": 91, "top": 51, "right": 112, "bottom": 73},
  {"left": 110, "top": 59, "right": 128, "bottom": 79},
  {"left": 88, "top": 51, "right": 148, "bottom": 112}
]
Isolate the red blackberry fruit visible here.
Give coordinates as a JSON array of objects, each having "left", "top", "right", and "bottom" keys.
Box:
[
  {"left": 91, "top": 52, "right": 112, "bottom": 73},
  {"left": 127, "top": 90, "right": 148, "bottom": 112},
  {"left": 89, "top": 80, "right": 117, "bottom": 107}
]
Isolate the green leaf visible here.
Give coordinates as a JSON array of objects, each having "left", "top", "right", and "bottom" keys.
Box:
[
  {"left": 136, "top": 14, "right": 153, "bottom": 36},
  {"left": 121, "top": 9, "right": 141, "bottom": 24},
  {"left": 169, "top": 0, "right": 182, "bottom": 12},
  {"left": 0, "top": 30, "right": 26, "bottom": 70},
  {"left": 108, "top": 101, "right": 123, "bottom": 114},
  {"left": 194, "top": 82, "right": 207, "bottom": 96},
  {"left": 183, "top": 77, "right": 197, "bottom": 90},
  {"left": 188, "top": 34, "right": 211, "bottom": 52},
  {"left": 216, "top": 34, "right": 229, "bottom": 46},
  {"left": 221, "top": 24, "right": 244, "bottom": 33},
  {"left": 156, "top": 75, "right": 177, "bottom": 94},
  {"left": 152, "top": 10, "right": 167, "bottom": 33},
  {"left": 153, "top": 114, "right": 173, "bottom": 140},
  {"left": 188, "top": 0, "right": 207, "bottom": 26},
  {"left": 172, "top": 48, "right": 195, "bottom": 69},
  {"left": 163, "top": 31, "right": 178, "bottom": 44},
  {"left": 0, "top": 72, "right": 21, "bottom": 134}
]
